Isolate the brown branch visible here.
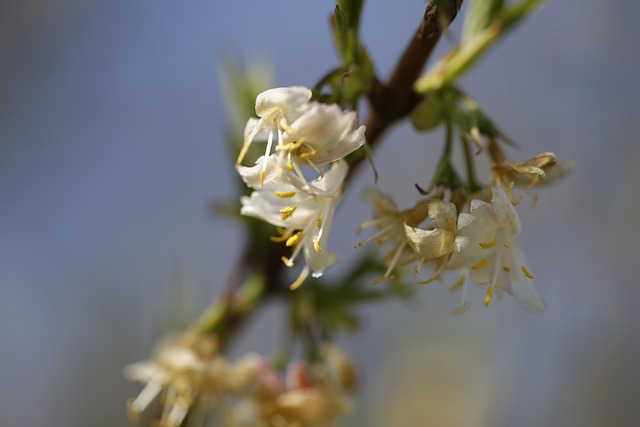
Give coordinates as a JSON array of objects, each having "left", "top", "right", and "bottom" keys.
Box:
[{"left": 368, "top": 0, "right": 463, "bottom": 133}]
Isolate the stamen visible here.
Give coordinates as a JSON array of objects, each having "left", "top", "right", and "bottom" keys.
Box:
[
  {"left": 260, "top": 170, "right": 266, "bottom": 188},
  {"left": 503, "top": 242, "right": 512, "bottom": 248},
  {"left": 299, "top": 148, "right": 318, "bottom": 160},
  {"left": 280, "top": 206, "right": 296, "bottom": 220},
  {"left": 285, "top": 232, "right": 303, "bottom": 247},
  {"left": 355, "top": 218, "right": 387, "bottom": 234},
  {"left": 281, "top": 256, "right": 294, "bottom": 267},
  {"left": 354, "top": 223, "right": 396, "bottom": 248},
  {"left": 419, "top": 274, "right": 441, "bottom": 285},
  {"left": 521, "top": 265, "right": 535, "bottom": 279},
  {"left": 166, "top": 399, "right": 190, "bottom": 427},
  {"left": 127, "top": 382, "right": 163, "bottom": 422},
  {"left": 274, "top": 190, "right": 297, "bottom": 198},
  {"left": 384, "top": 241, "right": 406, "bottom": 278},
  {"left": 317, "top": 217, "right": 323, "bottom": 228},
  {"left": 526, "top": 174, "right": 541, "bottom": 190},
  {"left": 479, "top": 238, "right": 496, "bottom": 249},
  {"left": 371, "top": 276, "right": 393, "bottom": 286},
  {"left": 451, "top": 302, "right": 471, "bottom": 315},
  {"left": 279, "top": 117, "right": 295, "bottom": 134},
  {"left": 276, "top": 138, "right": 306, "bottom": 151},
  {"left": 484, "top": 287, "right": 494, "bottom": 307},
  {"left": 312, "top": 236, "right": 321, "bottom": 252},
  {"left": 449, "top": 274, "right": 467, "bottom": 293},
  {"left": 289, "top": 267, "right": 310, "bottom": 290},
  {"left": 471, "top": 257, "right": 490, "bottom": 270},
  {"left": 512, "top": 194, "right": 523, "bottom": 206},
  {"left": 400, "top": 255, "right": 418, "bottom": 267},
  {"left": 236, "top": 115, "right": 268, "bottom": 164},
  {"left": 502, "top": 265, "right": 512, "bottom": 272},
  {"left": 270, "top": 228, "right": 292, "bottom": 243},
  {"left": 413, "top": 258, "right": 425, "bottom": 279}
]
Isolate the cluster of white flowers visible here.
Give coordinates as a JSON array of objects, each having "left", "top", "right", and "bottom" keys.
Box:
[
  {"left": 357, "top": 186, "right": 545, "bottom": 313},
  {"left": 357, "top": 150, "right": 574, "bottom": 313},
  {"left": 236, "top": 87, "right": 366, "bottom": 289},
  {"left": 126, "top": 330, "right": 355, "bottom": 427}
]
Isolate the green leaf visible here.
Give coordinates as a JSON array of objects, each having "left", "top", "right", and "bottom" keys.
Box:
[
  {"left": 415, "top": 0, "right": 544, "bottom": 93},
  {"left": 462, "top": 0, "right": 504, "bottom": 43}
]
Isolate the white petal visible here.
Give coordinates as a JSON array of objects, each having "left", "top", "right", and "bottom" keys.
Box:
[
  {"left": 255, "top": 86, "right": 312, "bottom": 121},
  {"left": 284, "top": 104, "right": 366, "bottom": 165},
  {"left": 491, "top": 187, "right": 521, "bottom": 235},
  {"left": 503, "top": 244, "right": 547, "bottom": 314}
]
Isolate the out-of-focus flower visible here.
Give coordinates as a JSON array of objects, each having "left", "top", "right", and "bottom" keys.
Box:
[
  {"left": 127, "top": 334, "right": 355, "bottom": 427},
  {"left": 239, "top": 160, "right": 347, "bottom": 289},
  {"left": 125, "top": 330, "right": 233, "bottom": 427}
]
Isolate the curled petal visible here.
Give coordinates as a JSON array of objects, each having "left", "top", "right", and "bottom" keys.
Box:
[{"left": 404, "top": 224, "right": 456, "bottom": 259}]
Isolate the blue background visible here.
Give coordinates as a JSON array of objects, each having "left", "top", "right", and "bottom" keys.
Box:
[{"left": 1, "top": 1, "right": 639, "bottom": 426}]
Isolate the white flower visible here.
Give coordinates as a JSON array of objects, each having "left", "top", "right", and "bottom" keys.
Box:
[
  {"left": 125, "top": 332, "right": 231, "bottom": 427},
  {"left": 452, "top": 187, "right": 547, "bottom": 313},
  {"left": 239, "top": 160, "right": 348, "bottom": 289},
  {"left": 278, "top": 102, "right": 366, "bottom": 169},
  {"left": 357, "top": 189, "right": 474, "bottom": 284},
  {"left": 236, "top": 86, "right": 365, "bottom": 187}
]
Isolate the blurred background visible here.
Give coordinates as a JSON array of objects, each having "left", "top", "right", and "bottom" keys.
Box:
[{"left": 1, "top": 0, "right": 639, "bottom": 426}]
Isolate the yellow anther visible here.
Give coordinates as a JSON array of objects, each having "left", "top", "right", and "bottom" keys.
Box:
[
  {"left": 280, "top": 206, "right": 296, "bottom": 220},
  {"left": 299, "top": 149, "right": 317, "bottom": 160},
  {"left": 503, "top": 242, "right": 512, "bottom": 248},
  {"left": 274, "top": 190, "right": 296, "bottom": 198},
  {"left": 313, "top": 236, "right": 321, "bottom": 252},
  {"left": 479, "top": 239, "right": 496, "bottom": 249},
  {"left": 317, "top": 217, "right": 323, "bottom": 228},
  {"left": 484, "top": 287, "right": 494, "bottom": 307},
  {"left": 286, "top": 163, "right": 294, "bottom": 171},
  {"left": 502, "top": 265, "right": 512, "bottom": 272},
  {"left": 512, "top": 194, "right": 523, "bottom": 206},
  {"left": 270, "top": 228, "right": 291, "bottom": 242},
  {"left": 281, "top": 256, "right": 294, "bottom": 267},
  {"left": 521, "top": 265, "right": 535, "bottom": 279},
  {"left": 471, "top": 257, "right": 490, "bottom": 270},
  {"left": 259, "top": 170, "right": 266, "bottom": 188},
  {"left": 285, "top": 231, "right": 303, "bottom": 247}
]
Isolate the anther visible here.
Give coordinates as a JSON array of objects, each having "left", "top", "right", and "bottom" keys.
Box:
[
  {"left": 521, "top": 265, "right": 534, "bottom": 279},
  {"left": 484, "top": 287, "right": 494, "bottom": 307},
  {"left": 285, "top": 232, "right": 303, "bottom": 247},
  {"left": 479, "top": 239, "right": 496, "bottom": 249},
  {"left": 280, "top": 206, "right": 296, "bottom": 220},
  {"left": 274, "top": 191, "right": 296, "bottom": 198},
  {"left": 471, "top": 257, "right": 490, "bottom": 270}
]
